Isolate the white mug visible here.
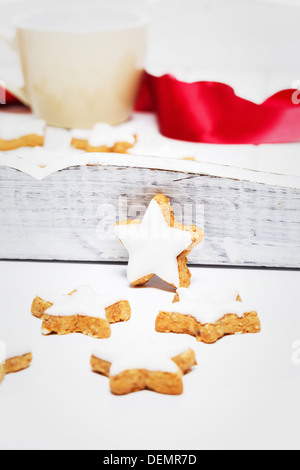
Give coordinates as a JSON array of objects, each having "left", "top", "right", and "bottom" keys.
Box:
[{"left": 0, "top": 6, "right": 148, "bottom": 129}]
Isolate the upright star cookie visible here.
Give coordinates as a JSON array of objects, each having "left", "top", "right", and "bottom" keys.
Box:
[
  {"left": 0, "top": 341, "right": 32, "bottom": 384},
  {"left": 0, "top": 114, "right": 46, "bottom": 151},
  {"left": 70, "top": 122, "right": 137, "bottom": 154},
  {"left": 90, "top": 337, "right": 197, "bottom": 395},
  {"left": 116, "top": 194, "right": 204, "bottom": 288},
  {"left": 156, "top": 288, "right": 261, "bottom": 344},
  {"left": 31, "top": 286, "right": 131, "bottom": 339}
]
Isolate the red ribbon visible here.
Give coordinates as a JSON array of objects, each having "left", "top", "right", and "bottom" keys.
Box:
[
  {"left": 135, "top": 72, "right": 300, "bottom": 144},
  {"left": 1, "top": 89, "right": 19, "bottom": 105},
  {"left": 2, "top": 73, "right": 300, "bottom": 144}
]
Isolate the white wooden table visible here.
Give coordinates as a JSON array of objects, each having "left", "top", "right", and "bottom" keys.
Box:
[{"left": 0, "top": 260, "right": 299, "bottom": 450}]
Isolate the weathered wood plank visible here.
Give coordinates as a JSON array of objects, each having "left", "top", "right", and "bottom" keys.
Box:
[{"left": 0, "top": 163, "right": 299, "bottom": 267}]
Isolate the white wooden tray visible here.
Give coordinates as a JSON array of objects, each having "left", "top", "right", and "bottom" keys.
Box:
[{"left": 0, "top": 114, "right": 299, "bottom": 268}]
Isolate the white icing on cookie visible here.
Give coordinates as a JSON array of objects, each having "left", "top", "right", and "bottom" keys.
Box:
[
  {"left": 0, "top": 337, "right": 31, "bottom": 361},
  {"left": 39, "top": 286, "right": 126, "bottom": 318},
  {"left": 93, "top": 337, "right": 182, "bottom": 376},
  {"left": 0, "top": 114, "right": 46, "bottom": 140},
  {"left": 116, "top": 199, "right": 192, "bottom": 287},
  {"left": 70, "top": 128, "right": 90, "bottom": 141},
  {"left": 166, "top": 287, "right": 255, "bottom": 324},
  {"left": 71, "top": 122, "right": 136, "bottom": 147}
]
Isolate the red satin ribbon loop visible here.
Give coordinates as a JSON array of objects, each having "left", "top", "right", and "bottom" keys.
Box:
[{"left": 135, "top": 72, "right": 300, "bottom": 144}]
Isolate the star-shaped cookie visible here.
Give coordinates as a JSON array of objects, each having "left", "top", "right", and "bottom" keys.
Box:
[
  {"left": 0, "top": 341, "right": 32, "bottom": 384},
  {"left": 156, "top": 287, "right": 261, "bottom": 343},
  {"left": 116, "top": 194, "right": 204, "bottom": 288},
  {"left": 0, "top": 114, "right": 46, "bottom": 151},
  {"left": 70, "top": 122, "right": 137, "bottom": 153},
  {"left": 90, "top": 337, "right": 197, "bottom": 395},
  {"left": 31, "top": 286, "right": 131, "bottom": 339}
]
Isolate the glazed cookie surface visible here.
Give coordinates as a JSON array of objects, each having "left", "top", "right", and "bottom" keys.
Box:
[
  {"left": 0, "top": 341, "right": 32, "bottom": 384},
  {"left": 31, "top": 286, "right": 131, "bottom": 339},
  {"left": 91, "top": 337, "right": 197, "bottom": 395},
  {"left": 70, "top": 122, "right": 137, "bottom": 154},
  {"left": 156, "top": 288, "right": 261, "bottom": 343},
  {"left": 116, "top": 194, "right": 204, "bottom": 288},
  {"left": 0, "top": 114, "right": 46, "bottom": 151}
]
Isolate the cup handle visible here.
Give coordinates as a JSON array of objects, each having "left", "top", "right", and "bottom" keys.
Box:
[{"left": 0, "top": 28, "right": 30, "bottom": 106}]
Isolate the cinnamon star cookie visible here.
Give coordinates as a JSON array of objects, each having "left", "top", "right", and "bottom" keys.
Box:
[
  {"left": 70, "top": 122, "right": 137, "bottom": 153},
  {"left": 0, "top": 341, "right": 32, "bottom": 384},
  {"left": 156, "top": 288, "right": 261, "bottom": 344},
  {"left": 91, "top": 338, "right": 197, "bottom": 395},
  {"left": 116, "top": 194, "right": 204, "bottom": 288},
  {"left": 31, "top": 286, "right": 131, "bottom": 339}
]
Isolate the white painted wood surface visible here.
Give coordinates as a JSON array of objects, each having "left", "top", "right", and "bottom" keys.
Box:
[
  {"left": 0, "top": 260, "right": 299, "bottom": 450},
  {"left": 0, "top": 152, "right": 299, "bottom": 267},
  {"left": 0, "top": 109, "right": 299, "bottom": 267},
  {"left": 2, "top": 111, "right": 300, "bottom": 182}
]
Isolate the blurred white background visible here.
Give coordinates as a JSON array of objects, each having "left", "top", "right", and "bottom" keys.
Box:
[{"left": 0, "top": 0, "right": 300, "bottom": 101}]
